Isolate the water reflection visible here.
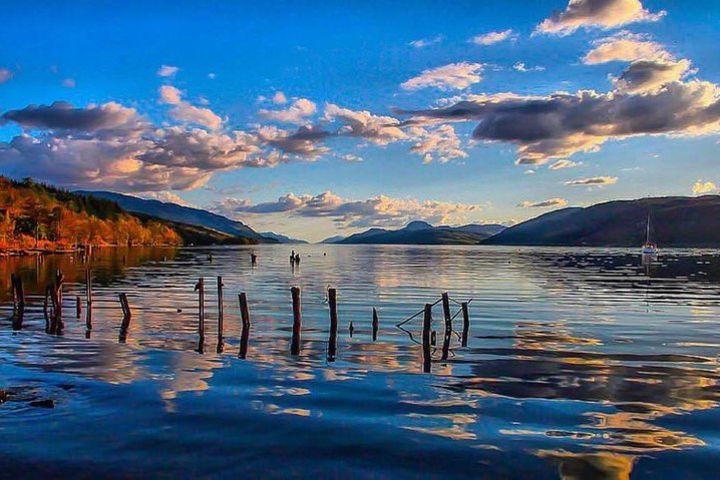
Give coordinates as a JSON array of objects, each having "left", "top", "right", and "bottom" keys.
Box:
[{"left": 1, "top": 245, "right": 719, "bottom": 478}]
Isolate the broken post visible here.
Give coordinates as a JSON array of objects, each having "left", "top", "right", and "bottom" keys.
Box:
[
  {"left": 290, "top": 286, "right": 301, "bottom": 355},
  {"left": 328, "top": 288, "right": 338, "bottom": 361},
  {"left": 422, "top": 303, "right": 432, "bottom": 373},
  {"left": 195, "top": 278, "right": 205, "bottom": 350},
  {"left": 372, "top": 307, "right": 379, "bottom": 341},
  {"left": 461, "top": 302, "right": 470, "bottom": 347},
  {"left": 238, "top": 293, "right": 251, "bottom": 359},
  {"left": 216, "top": 276, "right": 224, "bottom": 352},
  {"left": 441, "top": 292, "right": 452, "bottom": 360},
  {"left": 118, "top": 293, "right": 132, "bottom": 343}
]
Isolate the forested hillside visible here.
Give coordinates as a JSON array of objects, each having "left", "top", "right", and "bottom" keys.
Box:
[{"left": 0, "top": 177, "right": 181, "bottom": 252}]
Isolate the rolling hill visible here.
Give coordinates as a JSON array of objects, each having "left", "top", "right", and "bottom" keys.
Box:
[
  {"left": 483, "top": 196, "right": 720, "bottom": 247},
  {"left": 76, "top": 190, "right": 273, "bottom": 243}
]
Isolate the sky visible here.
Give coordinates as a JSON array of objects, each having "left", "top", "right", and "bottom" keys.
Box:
[{"left": 0, "top": 0, "right": 719, "bottom": 241}]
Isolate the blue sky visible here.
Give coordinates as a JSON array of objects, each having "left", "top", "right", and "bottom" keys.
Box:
[{"left": 1, "top": 0, "right": 719, "bottom": 241}]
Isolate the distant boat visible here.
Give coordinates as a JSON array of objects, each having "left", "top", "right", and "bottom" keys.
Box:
[{"left": 641, "top": 214, "right": 658, "bottom": 256}]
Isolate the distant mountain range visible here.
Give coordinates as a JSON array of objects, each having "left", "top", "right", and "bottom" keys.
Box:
[
  {"left": 332, "top": 221, "right": 506, "bottom": 245},
  {"left": 259, "top": 232, "right": 309, "bottom": 244},
  {"left": 76, "top": 190, "right": 274, "bottom": 243},
  {"left": 484, "top": 195, "right": 720, "bottom": 247}
]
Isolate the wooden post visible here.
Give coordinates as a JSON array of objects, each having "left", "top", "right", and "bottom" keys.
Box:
[
  {"left": 85, "top": 268, "right": 93, "bottom": 307},
  {"left": 441, "top": 293, "right": 452, "bottom": 360},
  {"left": 290, "top": 286, "right": 301, "bottom": 355},
  {"left": 56, "top": 270, "right": 64, "bottom": 331},
  {"left": 195, "top": 278, "right": 205, "bottom": 350},
  {"left": 216, "top": 276, "right": 224, "bottom": 352},
  {"left": 118, "top": 293, "right": 132, "bottom": 343},
  {"left": 422, "top": 304, "right": 432, "bottom": 373},
  {"left": 43, "top": 285, "right": 51, "bottom": 333},
  {"left": 11, "top": 274, "right": 25, "bottom": 330},
  {"left": 461, "top": 302, "right": 470, "bottom": 347},
  {"left": 85, "top": 268, "right": 93, "bottom": 331},
  {"left": 372, "top": 307, "right": 379, "bottom": 341},
  {"left": 238, "top": 293, "right": 251, "bottom": 359},
  {"left": 328, "top": 288, "right": 338, "bottom": 361},
  {"left": 76, "top": 295, "right": 82, "bottom": 319}
]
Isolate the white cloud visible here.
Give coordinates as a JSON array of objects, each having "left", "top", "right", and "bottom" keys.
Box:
[
  {"left": 158, "top": 85, "right": 223, "bottom": 130},
  {"left": 513, "top": 62, "right": 545, "bottom": 73},
  {"left": 549, "top": 159, "right": 580, "bottom": 170},
  {"left": 62, "top": 78, "right": 76, "bottom": 88},
  {"left": 565, "top": 176, "right": 618, "bottom": 186},
  {"left": 157, "top": 65, "right": 180, "bottom": 77},
  {"left": 408, "top": 124, "right": 467, "bottom": 164},
  {"left": 324, "top": 103, "right": 406, "bottom": 145},
  {"left": 409, "top": 35, "right": 443, "bottom": 48},
  {"left": 259, "top": 98, "right": 317, "bottom": 124},
  {"left": 583, "top": 31, "right": 669, "bottom": 64},
  {"left": 215, "top": 191, "right": 481, "bottom": 229},
  {"left": 537, "top": 0, "right": 666, "bottom": 35},
  {"left": 341, "top": 154, "right": 363, "bottom": 162},
  {"left": 272, "top": 91, "right": 288, "bottom": 104},
  {"left": 470, "top": 29, "right": 516, "bottom": 46},
  {"left": 692, "top": 180, "right": 719, "bottom": 195},
  {"left": 401, "top": 62, "right": 484, "bottom": 91},
  {"left": 519, "top": 198, "right": 568, "bottom": 208},
  {"left": 400, "top": 78, "right": 720, "bottom": 166}
]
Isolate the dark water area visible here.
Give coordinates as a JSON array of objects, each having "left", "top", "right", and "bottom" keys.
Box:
[{"left": 1, "top": 245, "right": 719, "bottom": 479}]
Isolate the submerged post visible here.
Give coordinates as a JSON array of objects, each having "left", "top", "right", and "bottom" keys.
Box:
[
  {"left": 118, "top": 293, "right": 132, "bottom": 343},
  {"left": 290, "top": 286, "right": 301, "bottom": 355},
  {"left": 328, "top": 288, "right": 338, "bottom": 361},
  {"left": 461, "top": 302, "right": 470, "bottom": 347},
  {"left": 195, "top": 278, "right": 205, "bottom": 350},
  {"left": 422, "top": 303, "right": 432, "bottom": 373},
  {"left": 441, "top": 293, "right": 452, "bottom": 360},
  {"left": 50, "top": 270, "right": 65, "bottom": 335},
  {"left": 372, "top": 307, "right": 379, "bottom": 341},
  {"left": 216, "top": 276, "right": 224, "bottom": 352},
  {"left": 76, "top": 295, "right": 82, "bottom": 319},
  {"left": 238, "top": 293, "right": 251, "bottom": 359}
]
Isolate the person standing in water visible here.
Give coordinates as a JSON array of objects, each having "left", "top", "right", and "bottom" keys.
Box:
[{"left": 290, "top": 250, "right": 295, "bottom": 264}]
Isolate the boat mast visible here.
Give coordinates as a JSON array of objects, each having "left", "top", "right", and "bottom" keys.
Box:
[{"left": 646, "top": 213, "right": 651, "bottom": 244}]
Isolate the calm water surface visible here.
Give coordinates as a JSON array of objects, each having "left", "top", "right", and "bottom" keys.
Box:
[{"left": 1, "top": 245, "right": 719, "bottom": 479}]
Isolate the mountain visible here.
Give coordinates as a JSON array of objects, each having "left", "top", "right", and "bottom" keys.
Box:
[
  {"left": 338, "top": 222, "right": 506, "bottom": 245},
  {"left": 259, "top": 231, "right": 308, "bottom": 244},
  {"left": 483, "top": 196, "right": 720, "bottom": 247},
  {"left": 0, "top": 177, "right": 254, "bottom": 252},
  {"left": 320, "top": 235, "right": 346, "bottom": 244},
  {"left": 75, "top": 190, "right": 272, "bottom": 243}
]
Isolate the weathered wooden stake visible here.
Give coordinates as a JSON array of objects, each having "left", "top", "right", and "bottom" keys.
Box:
[
  {"left": 85, "top": 268, "right": 93, "bottom": 307},
  {"left": 216, "top": 276, "right": 224, "bottom": 352},
  {"left": 118, "top": 293, "right": 132, "bottom": 343},
  {"left": 76, "top": 295, "right": 82, "bottom": 319},
  {"left": 461, "top": 302, "right": 470, "bottom": 347},
  {"left": 238, "top": 293, "right": 251, "bottom": 359},
  {"left": 441, "top": 293, "right": 452, "bottom": 360},
  {"left": 328, "top": 288, "right": 338, "bottom": 361},
  {"left": 195, "top": 278, "right": 205, "bottom": 350},
  {"left": 422, "top": 303, "right": 432, "bottom": 373},
  {"left": 372, "top": 308, "right": 379, "bottom": 341},
  {"left": 11, "top": 274, "right": 25, "bottom": 330},
  {"left": 290, "top": 286, "right": 301, "bottom": 355}
]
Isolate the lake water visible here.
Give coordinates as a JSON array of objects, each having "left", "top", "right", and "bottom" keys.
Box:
[{"left": 1, "top": 245, "right": 719, "bottom": 479}]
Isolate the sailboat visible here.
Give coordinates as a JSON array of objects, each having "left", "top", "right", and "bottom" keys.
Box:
[{"left": 641, "top": 213, "right": 658, "bottom": 256}]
